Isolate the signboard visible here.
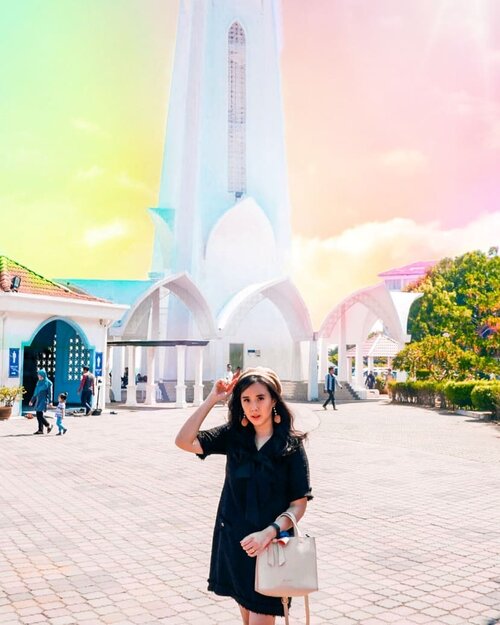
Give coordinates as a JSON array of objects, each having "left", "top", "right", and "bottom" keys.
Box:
[
  {"left": 95, "top": 352, "right": 103, "bottom": 377},
  {"left": 9, "top": 348, "right": 20, "bottom": 378}
]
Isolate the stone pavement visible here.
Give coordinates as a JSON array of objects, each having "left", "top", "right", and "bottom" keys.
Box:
[{"left": 0, "top": 400, "right": 499, "bottom": 625}]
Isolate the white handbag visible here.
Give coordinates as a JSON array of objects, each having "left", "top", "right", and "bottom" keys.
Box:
[{"left": 255, "top": 512, "right": 318, "bottom": 625}]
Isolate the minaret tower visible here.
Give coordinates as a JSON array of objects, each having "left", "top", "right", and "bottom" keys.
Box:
[{"left": 150, "top": 0, "right": 292, "bottom": 313}]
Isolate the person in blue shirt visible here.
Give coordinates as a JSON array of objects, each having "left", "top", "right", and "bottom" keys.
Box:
[
  {"left": 29, "top": 369, "right": 53, "bottom": 434},
  {"left": 323, "top": 365, "right": 342, "bottom": 410}
]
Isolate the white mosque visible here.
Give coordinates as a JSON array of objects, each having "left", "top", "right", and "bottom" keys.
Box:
[{"left": 1, "top": 0, "right": 423, "bottom": 415}]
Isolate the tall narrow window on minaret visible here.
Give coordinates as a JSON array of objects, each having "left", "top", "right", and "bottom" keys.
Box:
[{"left": 228, "top": 22, "right": 246, "bottom": 198}]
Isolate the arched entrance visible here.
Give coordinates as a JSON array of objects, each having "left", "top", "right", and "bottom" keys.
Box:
[{"left": 22, "top": 319, "right": 93, "bottom": 408}]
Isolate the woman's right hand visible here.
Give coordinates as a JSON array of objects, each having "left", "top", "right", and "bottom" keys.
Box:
[{"left": 209, "top": 379, "right": 230, "bottom": 404}]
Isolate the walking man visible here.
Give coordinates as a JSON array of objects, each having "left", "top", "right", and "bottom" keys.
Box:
[
  {"left": 78, "top": 366, "right": 95, "bottom": 415},
  {"left": 323, "top": 365, "right": 342, "bottom": 410}
]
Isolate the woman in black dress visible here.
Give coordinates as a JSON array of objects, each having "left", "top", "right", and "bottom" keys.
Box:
[{"left": 175, "top": 367, "right": 313, "bottom": 625}]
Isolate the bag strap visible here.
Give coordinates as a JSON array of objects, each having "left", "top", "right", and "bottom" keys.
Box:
[
  {"left": 277, "top": 511, "right": 302, "bottom": 537},
  {"left": 282, "top": 596, "right": 310, "bottom": 625}
]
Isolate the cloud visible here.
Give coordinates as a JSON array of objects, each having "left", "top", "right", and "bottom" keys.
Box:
[
  {"left": 291, "top": 212, "right": 500, "bottom": 327},
  {"left": 71, "top": 118, "right": 107, "bottom": 136},
  {"left": 116, "top": 172, "right": 155, "bottom": 198},
  {"left": 83, "top": 221, "right": 128, "bottom": 247},
  {"left": 74, "top": 165, "right": 105, "bottom": 181},
  {"left": 0, "top": 145, "right": 48, "bottom": 168},
  {"left": 378, "top": 149, "right": 427, "bottom": 175}
]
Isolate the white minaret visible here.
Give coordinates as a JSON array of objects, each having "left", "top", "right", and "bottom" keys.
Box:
[{"left": 150, "top": 0, "right": 292, "bottom": 313}]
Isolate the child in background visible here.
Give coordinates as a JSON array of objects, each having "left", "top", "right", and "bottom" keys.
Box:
[{"left": 54, "top": 393, "right": 68, "bottom": 435}]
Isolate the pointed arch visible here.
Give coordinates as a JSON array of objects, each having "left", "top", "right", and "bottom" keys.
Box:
[
  {"left": 318, "top": 283, "right": 422, "bottom": 343},
  {"left": 119, "top": 273, "right": 217, "bottom": 339},
  {"left": 218, "top": 278, "right": 313, "bottom": 341}
]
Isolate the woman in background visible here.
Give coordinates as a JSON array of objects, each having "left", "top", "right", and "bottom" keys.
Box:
[{"left": 29, "top": 369, "right": 53, "bottom": 435}]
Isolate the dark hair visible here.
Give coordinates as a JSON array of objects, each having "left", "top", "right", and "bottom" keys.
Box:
[
  {"left": 83, "top": 366, "right": 89, "bottom": 372},
  {"left": 227, "top": 373, "right": 306, "bottom": 455},
  {"left": 59, "top": 392, "right": 68, "bottom": 401}
]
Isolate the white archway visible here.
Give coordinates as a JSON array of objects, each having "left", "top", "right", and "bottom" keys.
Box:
[
  {"left": 318, "top": 283, "right": 422, "bottom": 385},
  {"left": 117, "top": 272, "right": 217, "bottom": 340},
  {"left": 218, "top": 277, "right": 313, "bottom": 341},
  {"left": 109, "top": 273, "right": 216, "bottom": 408}
]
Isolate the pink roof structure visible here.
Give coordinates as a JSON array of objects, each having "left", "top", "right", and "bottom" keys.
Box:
[
  {"left": 345, "top": 333, "right": 401, "bottom": 359},
  {"left": 378, "top": 260, "right": 436, "bottom": 279}
]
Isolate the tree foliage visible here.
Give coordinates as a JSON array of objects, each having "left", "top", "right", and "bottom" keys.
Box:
[
  {"left": 403, "top": 251, "right": 500, "bottom": 378},
  {"left": 393, "top": 336, "right": 467, "bottom": 381}
]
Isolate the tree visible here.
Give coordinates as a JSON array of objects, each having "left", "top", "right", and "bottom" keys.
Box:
[
  {"left": 393, "top": 336, "right": 466, "bottom": 381},
  {"left": 407, "top": 251, "right": 500, "bottom": 368}
]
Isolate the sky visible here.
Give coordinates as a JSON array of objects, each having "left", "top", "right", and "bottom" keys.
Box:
[{"left": 0, "top": 0, "right": 499, "bottom": 326}]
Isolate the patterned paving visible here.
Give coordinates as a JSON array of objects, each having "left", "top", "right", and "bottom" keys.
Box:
[{"left": 0, "top": 399, "right": 499, "bottom": 624}]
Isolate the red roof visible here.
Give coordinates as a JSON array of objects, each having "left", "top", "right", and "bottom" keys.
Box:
[
  {"left": 378, "top": 260, "right": 436, "bottom": 278},
  {"left": 0, "top": 256, "right": 106, "bottom": 302}
]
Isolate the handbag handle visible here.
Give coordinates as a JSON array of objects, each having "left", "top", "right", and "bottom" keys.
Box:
[{"left": 277, "top": 511, "right": 302, "bottom": 537}]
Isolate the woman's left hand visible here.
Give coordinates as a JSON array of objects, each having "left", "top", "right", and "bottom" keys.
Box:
[{"left": 240, "top": 528, "right": 274, "bottom": 558}]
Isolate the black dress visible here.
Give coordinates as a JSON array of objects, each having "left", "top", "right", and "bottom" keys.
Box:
[{"left": 197, "top": 423, "right": 313, "bottom": 616}]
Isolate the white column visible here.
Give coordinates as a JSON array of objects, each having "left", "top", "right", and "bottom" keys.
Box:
[
  {"left": 139, "top": 346, "right": 147, "bottom": 379},
  {"left": 111, "top": 346, "right": 123, "bottom": 402},
  {"left": 175, "top": 344, "right": 187, "bottom": 408},
  {"left": 105, "top": 344, "right": 112, "bottom": 404},
  {"left": 347, "top": 357, "right": 353, "bottom": 383},
  {"left": 144, "top": 347, "right": 157, "bottom": 406},
  {"left": 355, "top": 341, "right": 364, "bottom": 387},
  {"left": 318, "top": 338, "right": 328, "bottom": 383},
  {"left": 193, "top": 346, "right": 204, "bottom": 406},
  {"left": 368, "top": 356, "right": 375, "bottom": 372},
  {"left": 291, "top": 341, "right": 302, "bottom": 381},
  {"left": 213, "top": 338, "right": 226, "bottom": 380},
  {"left": 338, "top": 304, "right": 347, "bottom": 380},
  {"left": 307, "top": 335, "right": 318, "bottom": 401},
  {"left": 125, "top": 346, "right": 138, "bottom": 406}
]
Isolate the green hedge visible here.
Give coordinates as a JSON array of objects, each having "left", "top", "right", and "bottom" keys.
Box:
[
  {"left": 388, "top": 381, "right": 447, "bottom": 407},
  {"left": 443, "top": 381, "right": 478, "bottom": 409},
  {"left": 390, "top": 379, "right": 500, "bottom": 415},
  {"left": 471, "top": 382, "right": 500, "bottom": 416}
]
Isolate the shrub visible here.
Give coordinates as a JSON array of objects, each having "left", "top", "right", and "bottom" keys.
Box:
[
  {"left": 375, "top": 376, "right": 387, "bottom": 394},
  {"left": 471, "top": 382, "right": 500, "bottom": 417},
  {"left": 389, "top": 381, "right": 446, "bottom": 407},
  {"left": 0, "top": 385, "right": 25, "bottom": 406},
  {"left": 443, "top": 381, "right": 477, "bottom": 409},
  {"left": 416, "top": 369, "right": 431, "bottom": 380}
]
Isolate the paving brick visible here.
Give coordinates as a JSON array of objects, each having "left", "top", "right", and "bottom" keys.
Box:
[{"left": 0, "top": 401, "right": 499, "bottom": 624}]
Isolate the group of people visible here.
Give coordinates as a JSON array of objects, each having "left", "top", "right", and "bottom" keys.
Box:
[{"left": 29, "top": 366, "right": 96, "bottom": 435}]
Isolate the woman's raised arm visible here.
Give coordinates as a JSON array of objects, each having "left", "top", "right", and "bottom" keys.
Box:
[{"left": 175, "top": 382, "right": 228, "bottom": 454}]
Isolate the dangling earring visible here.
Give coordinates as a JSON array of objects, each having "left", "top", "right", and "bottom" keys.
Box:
[
  {"left": 273, "top": 406, "right": 281, "bottom": 424},
  {"left": 241, "top": 416, "right": 248, "bottom": 427}
]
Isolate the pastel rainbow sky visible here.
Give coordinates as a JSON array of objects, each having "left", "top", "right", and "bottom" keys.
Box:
[{"left": 1, "top": 0, "right": 499, "bottom": 326}]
